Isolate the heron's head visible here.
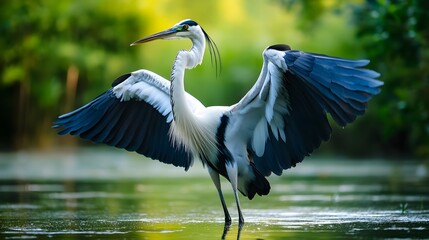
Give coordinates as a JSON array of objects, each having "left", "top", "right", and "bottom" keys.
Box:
[
  {"left": 130, "top": 19, "right": 204, "bottom": 44},
  {"left": 131, "top": 19, "right": 221, "bottom": 74}
]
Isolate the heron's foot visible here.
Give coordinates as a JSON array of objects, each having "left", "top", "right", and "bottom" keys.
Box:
[
  {"left": 237, "top": 219, "right": 244, "bottom": 240},
  {"left": 238, "top": 212, "right": 245, "bottom": 228},
  {"left": 239, "top": 215, "right": 244, "bottom": 226},
  {"left": 238, "top": 218, "right": 244, "bottom": 236},
  {"left": 225, "top": 215, "right": 232, "bottom": 226},
  {"left": 237, "top": 223, "right": 244, "bottom": 240},
  {"left": 221, "top": 220, "right": 231, "bottom": 239}
]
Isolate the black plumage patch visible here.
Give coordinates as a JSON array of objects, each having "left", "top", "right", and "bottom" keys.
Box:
[
  {"left": 267, "top": 44, "right": 291, "bottom": 51},
  {"left": 213, "top": 114, "right": 271, "bottom": 199},
  {"left": 216, "top": 114, "right": 232, "bottom": 164},
  {"left": 179, "top": 19, "right": 199, "bottom": 26},
  {"left": 112, "top": 73, "right": 131, "bottom": 87},
  {"left": 202, "top": 114, "right": 231, "bottom": 179}
]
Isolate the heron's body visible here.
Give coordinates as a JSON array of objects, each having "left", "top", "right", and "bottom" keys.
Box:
[{"left": 54, "top": 19, "right": 383, "bottom": 233}]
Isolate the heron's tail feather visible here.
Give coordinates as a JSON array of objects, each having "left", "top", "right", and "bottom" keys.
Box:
[{"left": 239, "top": 162, "right": 270, "bottom": 200}]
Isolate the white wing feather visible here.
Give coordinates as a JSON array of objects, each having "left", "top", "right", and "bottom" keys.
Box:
[
  {"left": 229, "top": 49, "right": 289, "bottom": 157},
  {"left": 112, "top": 69, "right": 205, "bottom": 123}
]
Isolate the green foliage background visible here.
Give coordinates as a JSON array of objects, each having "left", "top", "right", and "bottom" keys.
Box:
[{"left": 1, "top": 0, "right": 428, "bottom": 158}]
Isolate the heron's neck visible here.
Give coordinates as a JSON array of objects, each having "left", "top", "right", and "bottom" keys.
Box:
[
  {"left": 169, "top": 38, "right": 218, "bottom": 160},
  {"left": 183, "top": 36, "right": 206, "bottom": 69},
  {"left": 170, "top": 37, "right": 205, "bottom": 120}
]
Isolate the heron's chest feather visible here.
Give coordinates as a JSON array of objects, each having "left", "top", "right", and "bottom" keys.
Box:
[{"left": 169, "top": 112, "right": 219, "bottom": 162}]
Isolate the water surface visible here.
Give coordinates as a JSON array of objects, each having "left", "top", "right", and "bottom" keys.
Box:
[{"left": 1, "top": 149, "right": 428, "bottom": 239}]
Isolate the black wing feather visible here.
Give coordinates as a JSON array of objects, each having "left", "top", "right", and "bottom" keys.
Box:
[
  {"left": 253, "top": 50, "right": 382, "bottom": 176},
  {"left": 284, "top": 50, "right": 383, "bottom": 126},
  {"left": 253, "top": 71, "right": 332, "bottom": 176},
  {"left": 54, "top": 90, "right": 192, "bottom": 170}
]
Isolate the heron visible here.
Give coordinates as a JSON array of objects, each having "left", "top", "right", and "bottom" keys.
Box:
[{"left": 54, "top": 19, "right": 382, "bottom": 232}]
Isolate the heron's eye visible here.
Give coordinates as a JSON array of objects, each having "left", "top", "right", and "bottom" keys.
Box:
[{"left": 182, "top": 24, "right": 189, "bottom": 30}]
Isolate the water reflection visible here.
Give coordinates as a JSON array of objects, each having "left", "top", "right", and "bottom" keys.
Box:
[{"left": 0, "top": 151, "right": 428, "bottom": 239}]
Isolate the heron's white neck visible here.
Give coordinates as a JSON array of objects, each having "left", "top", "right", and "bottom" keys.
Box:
[
  {"left": 168, "top": 35, "right": 217, "bottom": 161},
  {"left": 170, "top": 35, "right": 205, "bottom": 119}
]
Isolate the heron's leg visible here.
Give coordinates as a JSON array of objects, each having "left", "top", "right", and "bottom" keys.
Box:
[
  {"left": 226, "top": 161, "right": 244, "bottom": 228},
  {"left": 208, "top": 167, "right": 232, "bottom": 226}
]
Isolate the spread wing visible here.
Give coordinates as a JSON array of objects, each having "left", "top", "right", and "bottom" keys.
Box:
[
  {"left": 53, "top": 70, "right": 204, "bottom": 170},
  {"left": 229, "top": 46, "right": 383, "bottom": 176}
]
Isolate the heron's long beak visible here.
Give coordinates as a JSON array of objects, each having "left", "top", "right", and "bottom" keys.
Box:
[{"left": 130, "top": 27, "right": 179, "bottom": 46}]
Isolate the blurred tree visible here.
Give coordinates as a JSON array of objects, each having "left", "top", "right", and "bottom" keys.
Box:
[
  {"left": 354, "top": 0, "right": 429, "bottom": 157},
  {"left": 0, "top": 1, "right": 145, "bottom": 149},
  {"left": 2, "top": 0, "right": 426, "bottom": 159},
  {"left": 274, "top": 0, "right": 383, "bottom": 157},
  {"left": 277, "top": 0, "right": 429, "bottom": 158}
]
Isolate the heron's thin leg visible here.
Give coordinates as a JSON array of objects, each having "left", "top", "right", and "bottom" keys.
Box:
[
  {"left": 225, "top": 162, "right": 244, "bottom": 228},
  {"left": 233, "top": 188, "right": 244, "bottom": 227},
  {"left": 208, "top": 167, "right": 232, "bottom": 226}
]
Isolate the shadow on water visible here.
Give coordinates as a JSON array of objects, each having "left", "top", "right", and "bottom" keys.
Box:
[{"left": 0, "top": 149, "right": 428, "bottom": 239}]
